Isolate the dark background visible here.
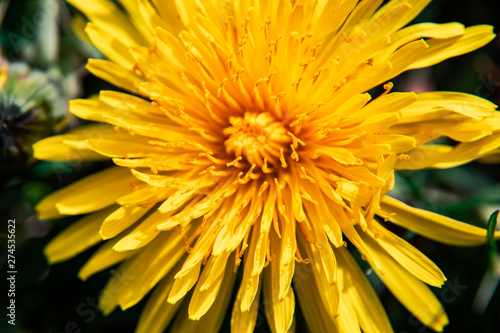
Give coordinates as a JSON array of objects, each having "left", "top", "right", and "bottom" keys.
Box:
[{"left": 1, "top": 0, "right": 499, "bottom": 332}]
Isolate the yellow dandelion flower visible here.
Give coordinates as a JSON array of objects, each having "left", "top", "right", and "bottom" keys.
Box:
[{"left": 34, "top": 0, "right": 500, "bottom": 332}]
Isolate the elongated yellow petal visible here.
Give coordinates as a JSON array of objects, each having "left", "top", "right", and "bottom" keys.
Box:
[
  {"left": 238, "top": 226, "right": 263, "bottom": 312},
  {"left": 263, "top": 278, "right": 295, "bottom": 333},
  {"left": 36, "top": 167, "right": 132, "bottom": 219},
  {"left": 262, "top": 230, "right": 295, "bottom": 333},
  {"left": 168, "top": 262, "right": 201, "bottom": 304},
  {"left": 369, "top": 0, "right": 432, "bottom": 34},
  {"left": 111, "top": 210, "right": 167, "bottom": 251},
  {"left": 33, "top": 125, "right": 110, "bottom": 161},
  {"left": 78, "top": 236, "right": 135, "bottom": 281},
  {"left": 86, "top": 59, "right": 144, "bottom": 95},
  {"left": 187, "top": 252, "right": 232, "bottom": 320},
  {"left": 45, "top": 206, "right": 116, "bottom": 264},
  {"left": 170, "top": 257, "right": 237, "bottom": 333},
  {"left": 335, "top": 247, "right": 394, "bottom": 333},
  {"left": 394, "top": 145, "right": 453, "bottom": 170},
  {"left": 102, "top": 227, "right": 192, "bottom": 313},
  {"left": 375, "top": 134, "right": 416, "bottom": 153},
  {"left": 150, "top": 0, "right": 185, "bottom": 35},
  {"left": 336, "top": 295, "right": 361, "bottom": 333},
  {"left": 397, "top": 92, "right": 497, "bottom": 125},
  {"left": 381, "top": 196, "right": 500, "bottom": 246},
  {"left": 136, "top": 269, "right": 184, "bottom": 333},
  {"left": 296, "top": 233, "right": 341, "bottom": 319},
  {"left": 369, "top": 221, "right": 446, "bottom": 287},
  {"left": 85, "top": 23, "right": 136, "bottom": 69},
  {"left": 430, "top": 133, "right": 500, "bottom": 169},
  {"left": 375, "top": 22, "right": 465, "bottom": 61},
  {"left": 359, "top": 231, "right": 449, "bottom": 332},
  {"left": 294, "top": 262, "right": 338, "bottom": 333},
  {"left": 231, "top": 278, "right": 262, "bottom": 333},
  {"left": 67, "top": 0, "right": 146, "bottom": 45},
  {"left": 410, "top": 25, "right": 496, "bottom": 69},
  {"left": 100, "top": 205, "right": 151, "bottom": 240}
]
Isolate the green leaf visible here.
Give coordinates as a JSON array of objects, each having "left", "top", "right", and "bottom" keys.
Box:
[{"left": 487, "top": 210, "right": 499, "bottom": 269}]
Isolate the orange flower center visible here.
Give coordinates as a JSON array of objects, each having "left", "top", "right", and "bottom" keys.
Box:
[{"left": 223, "top": 111, "right": 292, "bottom": 167}]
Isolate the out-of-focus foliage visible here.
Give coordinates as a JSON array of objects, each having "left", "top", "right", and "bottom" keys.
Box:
[{"left": 0, "top": 58, "right": 65, "bottom": 159}]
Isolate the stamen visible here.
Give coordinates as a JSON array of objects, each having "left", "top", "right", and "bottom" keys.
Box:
[
  {"left": 262, "top": 158, "right": 272, "bottom": 173},
  {"left": 199, "top": 165, "right": 216, "bottom": 176},
  {"left": 226, "top": 156, "right": 243, "bottom": 167},
  {"left": 287, "top": 131, "right": 306, "bottom": 148},
  {"left": 199, "top": 152, "right": 226, "bottom": 164},
  {"left": 290, "top": 144, "right": 299, "bottom": 162},
  {"left": 380, "top": 82, "right": 393, "bottom": 98},
  {"left": 299, "top": 166, "right": 316, "bottom": 183},
  {"left": 258, "top": 181, "right": 269, "bottom": 196},
  {"left": 295, "top": 246, "right": 310, "bottom": 264},
  {"left": 301, "top": 192, "right": 318, "bottom": 205},
  {"left": 279, "top": 148, "right": 288, "bottom": 168}
]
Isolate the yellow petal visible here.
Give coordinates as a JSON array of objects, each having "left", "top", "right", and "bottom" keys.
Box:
[
  {"left": 113, "top": 210, "right": 169, "bottom": 252},
  {"left": 86, "top": 59, "right": 144, "bottom": 95},
  {"left": 392, "top": 117, "right": 494, "bottom": 145},
  {"left": 341, "top": 39, "right": 429, "bottom": 96},
  {"left": 296, "top": 233, "right": 341, "bottom": 319},
  {"left": 369, "top": 0, "right": 432, "bottom": 34},
  {"left": 375, "top": 134, "right": 416, "bottom": 153},
  {"left": 261, "top": 229, "right": 295, "bottom": 333},
  {"left": 314, "top": 147, "right": 363, "bottom": 166},
  {"left": 359, "top": 231, "right": 449, "bottom": 331},
  {"left": 168, "top": 262, "right": 201, "bottom": 304},
  {"left": 294, "top": 262, "right": 337, "bottom": 333},
  {"left": 313, "top": 0, "right": 357, "bottom": 41},
  {"left": 67, "top": 0, "right": 145, "bottom": 46},
  {"left": 394, "top": 145, "right": 453, "bottom": 170},
  {"left": 395, "top": 128, "right": 500, "bottom": 168},
  {"left": 277, "top": 207, "right": 296, "bottom": 301},
  {"left": 231, "top": 278, "right": 262, "bottom": 333},
  {"left": 381, "top": 196, "right": 500, "bottom": 246},
  {"left": 336, "top": 294, "right": 361, "bottom": 333},
  {"left": 69, "top": 95, "right": 195, "bottom": 142},
  {"left": 375, "top": 22, "right": 465, "bottom": 61},
  {"left": 36, "top": 167, "right": 132, "bottom": 219},
  {"left": 187, "top": 252, "right": 231, "bottom": 320},
  {"left": 397, "top": 92, "right": 497, "bottom": 124},
  {"left": 335, "top": 247, "right": 394, "bottom": 333},
  {"left": 370, "top": 221, "right": 446, "bottom": 287},
  {"left": 116, "top": 186, "right": 170, "bottom": 206},
  {"left": 150, "top": 0, "right": 185, "bottom": 35},
  {"left": 174, "top": 220, "right": 221, "bottom": 279},
  {"left": 238, "top": 223, "right": 263, "bottom": 312},
  {"left": 356, "top": 92, "right": 417, "bottom": 117},
  {"left": 430, "top": 133, "right": 500, "bottom": 169},
  {"left": 112, "top": 228, "right": 190, "bottom": 312},
  {"left": 303, "top": 199, "right": 340, "bottom": 284},
  {"left": 45, "top": 206, "right": 116, "bottom": 264},
  {"left": 33, "top": 124, "right": 110, "bottom": 161},
  {"left": 84, "top": 132, "right": 171, "bottom": 158},
  {"left": 117, "top": 0, "right": 155, "bottom": 44},
  {"left": 170, "top": 256, "right": 237, "bottom": 333},
  {"left": 136, "top": 269, "right": 184, "bottom": 333},
  {"left": 410, "top": 25, "right": 496, "bottom": 70},
  {"left": 85, "top": 23, "right": 136, "bottom": 69},
  {"left": 99, "top": 205, "right": 150, "bottom": 240},
  {"left": 78, "top": 236, "right": 135, "bottom": 281}
]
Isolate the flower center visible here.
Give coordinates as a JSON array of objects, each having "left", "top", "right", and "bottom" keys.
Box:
[{"left": 223, "top": 112, "right": 292, "bottom": 167}]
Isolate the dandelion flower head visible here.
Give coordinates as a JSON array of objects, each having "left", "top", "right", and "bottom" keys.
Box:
[{"left": 35, "top": 0, "right": 500, "bottom": 332}]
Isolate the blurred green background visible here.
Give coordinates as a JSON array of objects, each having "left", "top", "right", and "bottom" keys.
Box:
[{"left": 1, "top": 0, "right": 499, "bottom": 332}]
